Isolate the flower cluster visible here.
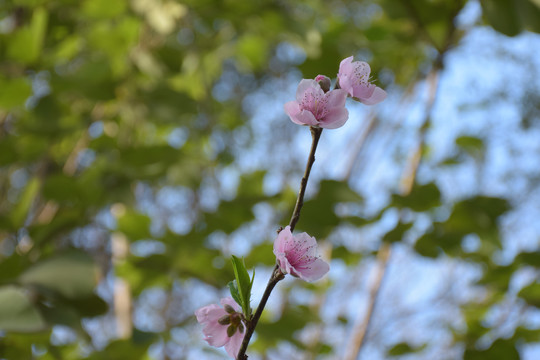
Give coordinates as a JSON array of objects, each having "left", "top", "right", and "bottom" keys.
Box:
[
  {"left": 196, "top": 55, "right": 385, "bottom": 359},
  {"left": 195, "top": 227, "right": 329, "bottom": 357},
  {"left": 284, "top": 56, "right": 386, "bottom": 129}
]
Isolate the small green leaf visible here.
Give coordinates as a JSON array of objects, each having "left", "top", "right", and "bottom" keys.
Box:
[
  {"left": 227, "top": 280, "right": 242, "bottom": 308},
  {"left": 231, "top": 255, "right": 252, "bottom": 317},
  {"left": 456, "top": 136, "right": 484, "bottom": 158}
]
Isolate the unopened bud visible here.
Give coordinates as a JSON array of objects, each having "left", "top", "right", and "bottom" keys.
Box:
[
  {"left": 218, "top": 315, "right": 231, "bottom": 325},
  {"left": 315, "top": 75, "right": 331, "bottom": 93},
  {"left": 224, "top": 304, "right": 236, "bottom": 314},
  {"left": 227, "top": 324, "right": 237, "bottom": 337}
]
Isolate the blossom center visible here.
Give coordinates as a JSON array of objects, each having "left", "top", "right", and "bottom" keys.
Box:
[{"left": 300, "top": 88, "right": 329, "bottom": 120}]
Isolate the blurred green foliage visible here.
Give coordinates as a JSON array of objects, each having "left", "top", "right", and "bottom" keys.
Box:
[{"left": 0, "top": 0, "right": 539, "bottom": 359}]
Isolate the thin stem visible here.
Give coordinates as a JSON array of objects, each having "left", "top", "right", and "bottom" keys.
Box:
[
  {"left": 237, "top": 265, "right": 284, "bottom": 360},
  {"left": 236, "top": 125, "right": 323, "bottom": 359},
  {"left": 289, "top": 126, "right": 323, "bottom": 232}
]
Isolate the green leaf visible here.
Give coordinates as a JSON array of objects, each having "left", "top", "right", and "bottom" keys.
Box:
[
  {"left": 254, "top": 304, "right": 320, "bottom": 349},
  {"left": 246, "top": 242, "right": 276, "bottom": 266},
  {"left": 456, "top": 136, "right": 484, "bottom": 158},
  {"left": 332, "top": 245, "right": 362, "bottom": 265},
  {"left": 388, "top": 342, "right": 426, "bottom": 356},
  {"left": 0, "top": 77, "right": 32, "bottom": 109},
  {"left": 6, "top": 7, "right": 48, "bottom": 64},
  {"left": 11, "top": 177, "right": 40, "bottom": 229},
  {"left": 82, "top": 0, "right": 127, "bottom": 18},
  {"left": 0, "top": 285, "right": 46, "bottom": 332},
  {"left": 19, "top": 251, "right": 99, "bottom": 299},
  {"left": 481, "top": 0, "right": 521, "bottom": 36},
  {"left": 382, "top": 221, "right": 413, "bottom": 243},
  {"left": 481, "top": 0, "right": 540, "bottom": 36},
  {"left": 515, "top": 251, "right": 540, "bottom": 267},
  {"left": 518, "top": 282, "right": 540, "bottom": 307},
  {"left": 228, "top": 280, "right": 242, "bottom": 308},
  {"left": 231, "top": 255, "right": 252, "bottom": 317},
  {"left": 116, "top": 210, "right": 152, "bottom": 240},
  {"left": 300, "top": 180, "right": 363, "bottom": 237},
  {"left": 464, "top": 338, "right": 520, "bottom": 360},
  {"left": 391, "top": 182, "right": 441, "bottom": 212}
]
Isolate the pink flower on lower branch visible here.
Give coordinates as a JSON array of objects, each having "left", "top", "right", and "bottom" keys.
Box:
[
  {"left": 273, "top": 226, "right": 330, "bottom": 282},
  {"left": 284, "top": 79, "right": 349, "bottom": 129},
  {"left": 338, "top": 56, "right": 387, "bottom": 105},
  {"left": 195, "top": 297, "right": 245, "bottom": 358}
]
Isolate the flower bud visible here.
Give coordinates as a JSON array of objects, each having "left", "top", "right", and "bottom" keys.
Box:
[
  {"left": 224, "top": 304, "right": 236, "bottom": 314},
  {"left": 218, "top": 315, "right": 231, "bottom": 325},
  {"left": 315, "top": 75, "right": 331, "bottom": 93},
  {"left": 227, "top": 324, "right": 237, "bottom": 337}
]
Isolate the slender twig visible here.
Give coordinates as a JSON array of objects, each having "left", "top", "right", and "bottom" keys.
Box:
[
  {"left": 236, "top": 126, "right": 323, "bottom": 359},
  {"left": 237, "top": 265, "right": 284, "bottom": 360},
  {"left": 344, "top": 244, "right": 391, "bottom": 360},
  {"left": 289, "top": 126, "right": 323, "bottom": 232},
  {"left": 343, "top": 112, "right": 376, "bottom": 181}
]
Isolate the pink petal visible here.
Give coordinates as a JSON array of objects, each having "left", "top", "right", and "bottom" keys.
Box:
[
  {"left": 195, "top": 304, "right": 224, "bottom": 324},
  {"left": 351, "top": 83, "right": 375, "bottom": 100},
  {"left": 284, "top": 101, "right": 300, "bottom": 118},
  {"left": 291, "top": 109, "right": 318, "bottom": 126},
  {"left": 273, "top": 226, "right": 293, "bottom": 254},
  {"left": 294, "top": 257, "right": 330, "bottom": 282},
  {"left": 295, "top": 79, "right": 320, "bottom": 102},
  {"left": 273, "top": 227, "right": 330, "bottom": 281},
  {"left": 359, "top": 86, "right": 387, "bottom": 105},
  {"left": 319, "top": 107, "right": 349, "bottom": 129},
  {"left": 324, "top": 89, "right": 347, "bottom": 108},
  {"left": 202, "top": 320, "right": 229, "bottom": 347},
  {"left": 339, "top": 56, "right": 354, "bottom": 75},
  {"left": 195, "top": 298, "right": 243, "bottom": 349},
  {"left": 338, "top": 74, "right": 354, "bottom": 96},
  {"left": 224, "top": 327, "right": 245, "bottom": 358}
]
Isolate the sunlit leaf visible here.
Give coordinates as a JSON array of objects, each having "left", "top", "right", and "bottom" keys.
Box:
[
  {"left": 0, "top": 286, "right": 46, "bottom": 332},
  {"left": 19, "top": 251, "right": 99, "bottom": 299}
]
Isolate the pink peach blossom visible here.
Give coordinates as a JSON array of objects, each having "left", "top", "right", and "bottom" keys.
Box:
[
  {"left": 195, "top": 297, "right": 245, "bottom": 358},
  {"left": 338, "top": 56, "right": 387, "bottom": 105},
  {"left": 284, "top": 79, "right": 349, "bottom": 129},
  {"left": 273, "top": 226, "right": 330, "bottom": 282}
]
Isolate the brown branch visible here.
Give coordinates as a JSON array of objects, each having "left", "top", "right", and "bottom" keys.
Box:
[
  {"left": 344, "top": 243, "right": 391, "bottom": 360},
  {"left": 344, "top": 67, "right": 442, "bottom": 358},
  {"left": 237, "top": 265, "right": 284, "bottom": 360},
  {"left": 343, "top": 112, "right": 376, "bottom": 181},
  {"left": 237, "top": 125, "right": 323, "bottom": 359}
]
